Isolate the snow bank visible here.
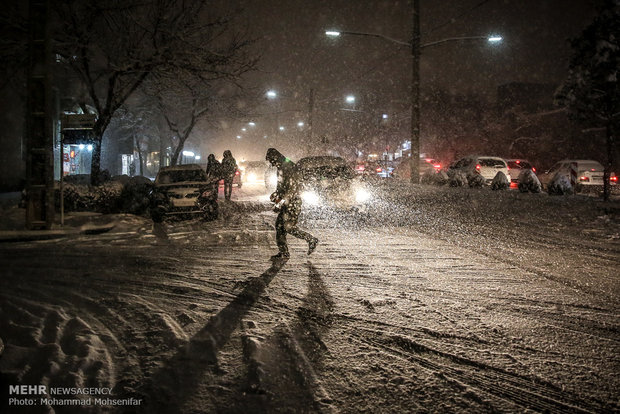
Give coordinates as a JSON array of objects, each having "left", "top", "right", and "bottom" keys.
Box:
[
  {"left": 448, "top": 171, "right": 468, "bottom": 187},
  {"left": 421, "top": 170, "right": 449, "bottom": 186},
  {"left": 518, "top": 170, "right": 542, "bottom": 193},
  {"left": 58, "top": 176, "right": 153, "bottom": 215},
  {"left": 467, "top": 173, "right": 485, "bottom": 188},
  {"left": 548, "top": 174, "right": 574, "bottom": 195},
  {"left": 490, "top": 172, "right": 510, "bottom": 191}
]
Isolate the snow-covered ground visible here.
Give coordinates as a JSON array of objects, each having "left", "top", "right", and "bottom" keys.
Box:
[{"left": 1, "top": 182, "right": 618, "bottom": 413}]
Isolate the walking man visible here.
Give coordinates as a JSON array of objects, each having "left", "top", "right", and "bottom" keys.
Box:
[
  {"left": 221, "top": 150, "right": 237, "bottom": 201},
  {"left": 266, "top": 148, "right": 318, "bottom": 259}
]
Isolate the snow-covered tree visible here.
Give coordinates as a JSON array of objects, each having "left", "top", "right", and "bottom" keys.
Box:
[
  {"left": 52, "top": 0, "right": 256, "bottom": 184},
  {"left": 555, "top": 0, "right": 619, "bottom": 201}
]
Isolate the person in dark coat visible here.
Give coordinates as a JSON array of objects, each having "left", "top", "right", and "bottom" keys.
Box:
[
  {"left": 205, "top": 153, "right": 221, "bottom": 199},
  {"left": 221, "top": 150, "right": 237, "bottom": 201},
  {"left": 266, "top": 148, "right": 318, "bottom": 259}
]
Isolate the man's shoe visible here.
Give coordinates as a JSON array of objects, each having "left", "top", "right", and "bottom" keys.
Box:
[
  {"left": 307, "top": 238, "right": 319, "bottom": 255},
  {"left": 270, "top": 252, "right": 290, "bottom": 260}
]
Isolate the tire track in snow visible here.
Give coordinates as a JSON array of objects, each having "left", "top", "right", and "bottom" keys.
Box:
[{"left": 348, "top": 327, "right": 602, "bottom": 413}]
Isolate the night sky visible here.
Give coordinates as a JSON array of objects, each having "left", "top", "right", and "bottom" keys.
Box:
[
  {"left": 207, "top": 0, "right": 601, "bottom": 160},
  {"left": 243, "top": 0, "right": 600, "bottom": 96}
]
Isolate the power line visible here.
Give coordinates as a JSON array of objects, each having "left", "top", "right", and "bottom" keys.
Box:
[{"left": 426, "top": 0, "right": 494, "bottom": 35}]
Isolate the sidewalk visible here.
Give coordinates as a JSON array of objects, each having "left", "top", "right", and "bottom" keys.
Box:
[{"left": 0, "top": 193, "right": 117, "bottom": 242}]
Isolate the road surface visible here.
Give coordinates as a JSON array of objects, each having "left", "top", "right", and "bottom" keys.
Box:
[{"left": 1, "top": 182, "right": 618, "bottom": 413}]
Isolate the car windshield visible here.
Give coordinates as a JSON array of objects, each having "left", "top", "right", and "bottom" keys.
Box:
[
  {"left": 244, "top": 161, "right": 267, "bottom": 169},
  {"left": 579, "top": 161, "right": 603, "bottom": 171},
  {"left": 156, "top": 169, "right": 208, "bottom": 184},
  {"left": 298, "top": 157, "right": 355, "bottom": 180},
  {"left": 479, "top": 158, "right": 506, "bottom": 167},
  {"left": 508, "top": 161, "right": 532, "bottom": 169}
]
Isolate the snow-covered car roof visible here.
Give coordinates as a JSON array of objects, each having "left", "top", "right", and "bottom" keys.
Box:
[
  {"left": 297, "top": 156, "right": 348, "bottom": 169},
  {"left": 298, "top": 156, "right": 354, "bottom": 180},
  {"left": 556, "top": 159, "right": 604, "bottom": 169}
]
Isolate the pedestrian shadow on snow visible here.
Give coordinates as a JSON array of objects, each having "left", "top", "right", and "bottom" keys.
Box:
[
  {"left": 224, "top": 261, "right": 336, "bottom": 413},
  {"left": 137, "top": 259, "right": 287, "bottom": 412}
]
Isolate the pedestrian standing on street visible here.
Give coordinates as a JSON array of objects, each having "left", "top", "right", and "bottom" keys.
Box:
[
  {"left": 221, "top": 150, "right": 237, "bottom": 201},
  {"left": 266, "top": 148, "right": 318, "bottom": 260},
  {"left": 205, "top": 153, "right": 221, "bottom": 199}
]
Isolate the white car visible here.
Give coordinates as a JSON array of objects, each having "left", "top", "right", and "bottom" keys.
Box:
[
  {"left": 448, "top": 155, "right": 510, "bottom": 184},
  {"left": 505, "top": 159, "right": 536, "bottom": 183},
  {"left": 538, "top": 159, "right": 617, "bottom": 191}
]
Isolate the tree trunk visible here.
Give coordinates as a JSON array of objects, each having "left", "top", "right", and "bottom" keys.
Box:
[{"left": 90, "top": 136, "right": 103, "bottom": 186}]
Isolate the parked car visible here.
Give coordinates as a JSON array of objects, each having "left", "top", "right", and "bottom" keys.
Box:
[
  {"left": 239, "top": 160, "right": 268, "bottom": 185},
  {"left": 297, "top": 156, "right": 373, "bottom": 214},
  {"left": 448, "top": 155, "right": 510, "bottom": 184},
  {"left": 538, "top": 159, "right": 617, "bottom": 192},
  {"left": 392, "top": 158, "right": 442, "bottom": 180},
  {"left": 150, "top": 164, "right": 217, "bottom": 221},
  {"left": 505, "top": 159, "right": 536, "bottom": 184}
]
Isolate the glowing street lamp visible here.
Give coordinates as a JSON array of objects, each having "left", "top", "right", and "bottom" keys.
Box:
[
  {"left": 266, "top": 90, "right": 277, "bottom": 99},
  {"left": 325, "top": 27, "right": 502, "bottom": 183}
]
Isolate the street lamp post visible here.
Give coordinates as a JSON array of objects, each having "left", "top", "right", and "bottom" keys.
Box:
[
  {"left": 411, "top": 0, "right": 421, "bottom": 182},
  {"left": 326, "top": 13, "right": 502, "bottom": 183}
]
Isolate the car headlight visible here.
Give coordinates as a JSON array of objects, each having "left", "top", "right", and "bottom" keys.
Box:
[
  {"left": 247, "top": 172, "right": 257, "bottom": 183},
  {"left": 302, "top": 190, "right": 321, "bottom": 206},
  {"left": 268, "top": 174, "right": 278, "bottom": 187},
  {"left": 355, "top": 188, "right": 371, "bottom": 203}
]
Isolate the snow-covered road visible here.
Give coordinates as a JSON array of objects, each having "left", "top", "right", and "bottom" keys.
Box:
[{"left": 1, "top": 182, "right": 618, "bottom": 413}]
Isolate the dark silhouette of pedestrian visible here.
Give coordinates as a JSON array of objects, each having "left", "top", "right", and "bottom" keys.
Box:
[
  {"left": 221, "top": 150, "right": 237, "bottom": 201},
  {"left": 266, "top": 148, "right": 318, "bottom": 259},
  {"left": 205, "top": 154, "right": 221, "bottom": 199}
]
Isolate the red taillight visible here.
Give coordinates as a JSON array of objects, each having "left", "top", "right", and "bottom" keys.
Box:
[
  {"left": 433, "top": 164, "right": 441, "bottom": 170},
  {"left": 356, "top": 165, "right": 365, "bottom": 171},
  {"left": 579, "top": 176, "right": 589, "bottom": 182},
  {"left": 506, "top": 166, "right": 510, "bottom": 170},
  {"left": 376, "top": 167, "right": 382, "bottom": 173},
  {"left": 475, "top": 164, "right": 481, "bottom": 171},
  {"left": 532, "top": 167, "right": 536, "bottom": 173},
  {"left": 235, "top": 170, "right": 240, "bottom": 176},
  {"left": 611, "top": 175, "right": 618, "bottom": 182}
]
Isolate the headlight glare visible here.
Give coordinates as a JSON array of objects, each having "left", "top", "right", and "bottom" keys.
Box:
[
  {"left": 302, "top": 190, "right": 321, "bottom": 206},
  {"left": 355, "top": 188, "right": 371, "bottom": 203}
]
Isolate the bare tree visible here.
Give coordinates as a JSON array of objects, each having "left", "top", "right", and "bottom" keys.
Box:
[{"left": 52, "top": 0, "right": 256, "bottom": 184}]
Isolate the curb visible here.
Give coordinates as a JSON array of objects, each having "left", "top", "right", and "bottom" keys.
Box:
[{"left": 0, "top": 224, "right": 115, "bottom": 243}]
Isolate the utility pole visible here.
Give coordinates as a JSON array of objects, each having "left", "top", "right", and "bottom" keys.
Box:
[
  {"left": 409, "top": 0, "right": 421, "bottom": 183},
  {"left": 307, "top": 88, "right": 315, "bottom": 154},
  {"left": 25, "top": 0, "right": 55, "bottom": 229}
]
